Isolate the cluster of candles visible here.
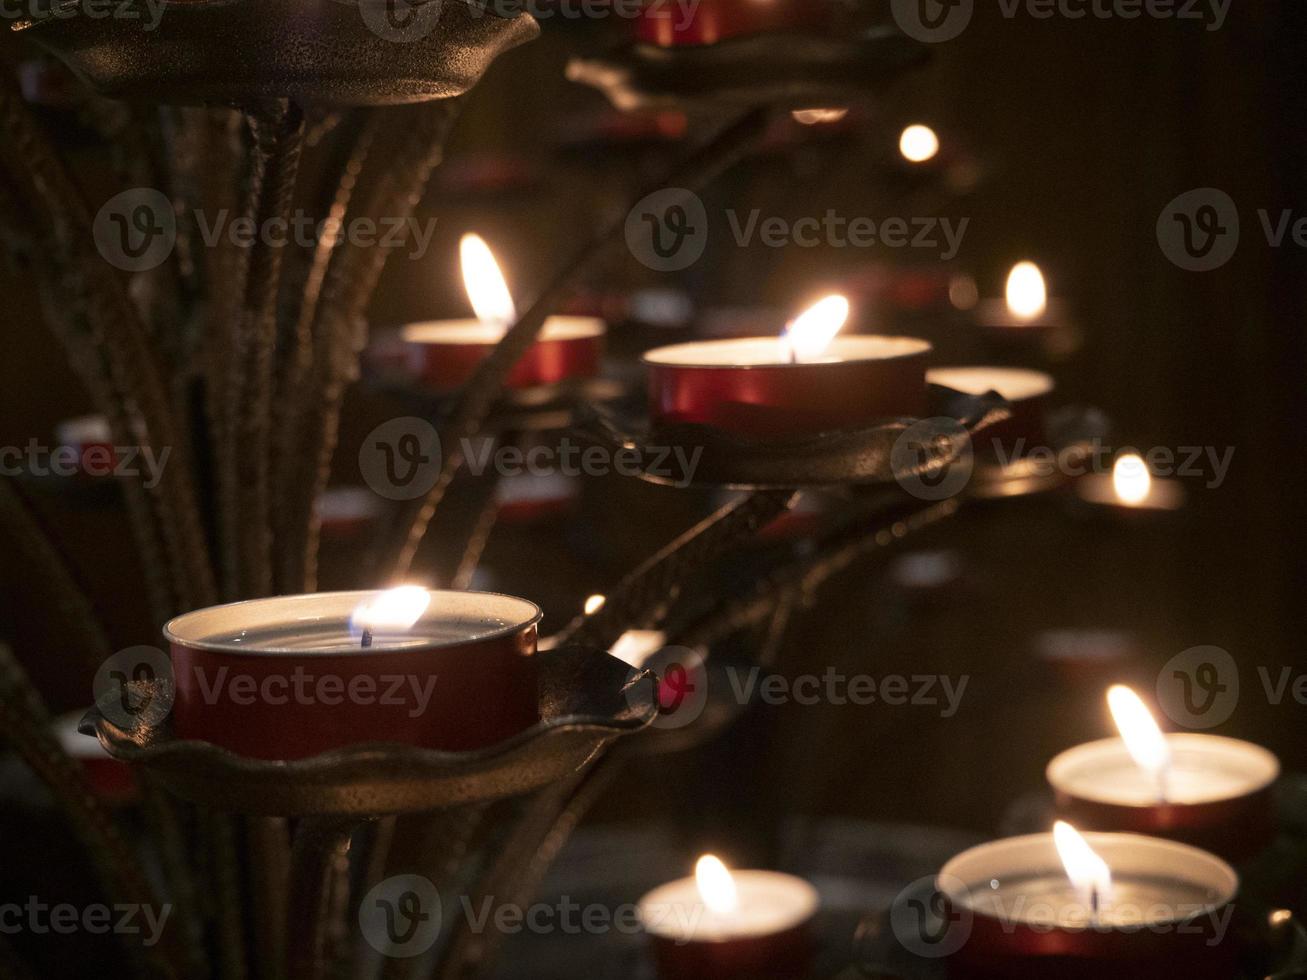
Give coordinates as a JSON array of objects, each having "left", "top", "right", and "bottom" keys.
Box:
[{"left": 630, "top": 684, "right": 1275, "bottom": 979}]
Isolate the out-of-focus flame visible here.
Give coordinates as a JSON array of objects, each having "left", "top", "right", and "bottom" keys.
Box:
[
  {"left": 1053, "top": 821, "right": 1112, "bottom": 909},
  {"left": 792, "top": 108, "right": 850, "bottom": 126},
  {"left": 584, "top": 594, "right": 606, "bottom": 616},
  {"left": 695, "top": 855, "right": 739, "bottom": 916},
  {"left": 350, "top": 586, "right": 431, "bottom": 638},
  {"left": 460, "top": 233, "right": 517, "bottom": 327},
  {"left": 899, "top": 124, "right": 940, "bottom": 163},
  {"left": 783, "top": 295, "right": 850, "bottom": 362},
  {"left": 1108, "top": 685, "right": 1173, "bottom": 787},
  {"left": 1112, "top": 454, "right": 1152, "bottom": 506},
  {"left": 1005, "top": 261, "right": 1048, "bottom": 321}
]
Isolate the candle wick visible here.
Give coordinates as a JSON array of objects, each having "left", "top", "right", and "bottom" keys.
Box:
[
  {"left": 1090, "top": 885, "right": 1100, "bottom": 925},
  {"left": 1157, "top": 764, "right": 1170, "bottom": 805},
  {"left": 361, "top": 628, "right": 373, "bottom": 649}
]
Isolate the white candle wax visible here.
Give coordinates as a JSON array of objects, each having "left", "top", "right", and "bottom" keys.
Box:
[
  {"left": 639, "top": 870, "right": 818, "bottom": 943},
  {"left": 1048, "top": 734, "right": 1278, "bottom": 807}
]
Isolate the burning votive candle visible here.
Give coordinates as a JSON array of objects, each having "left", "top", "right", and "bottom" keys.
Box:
[
  {"left": 1047, "top": 686, "right": 1279, "bottom": 861},
  {"left": 638, "top": 855, "right": 818, "bottom": 980},
  {"left": 164, "top": 588, "right": 541, "bottom": 761},
  {"left": 926, "top": 366, "right": 1055, "bottom": 459},
  {"left": 938, "top": 824, "right": 1239, "bottom": 980},
  {"left": 1075, "top": 453, "right": 1186, "bottom": 513},
  {"left": 54, "top": 711, "right": 136, "bottom": 803},
  {"left": 402, "top": 234, "right": 605, "bottom": 392},
  {"left": 635, "top": 0, "right": 832, "bottom": 47},
  {"left": 55, "top": 414, "right": 116, "bottom": 478},
  {"left": 644, "top": 295, "right": 931, "bottom": 437},
  {"left": 974, "top": 261, "right": 1066, "bottom": 343}
]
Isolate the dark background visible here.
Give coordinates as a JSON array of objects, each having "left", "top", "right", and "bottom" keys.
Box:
[{"left": 0, "top": 1, "right": 1303, "bottom": 853}]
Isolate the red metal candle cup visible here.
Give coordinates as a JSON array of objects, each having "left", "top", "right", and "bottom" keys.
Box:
[
  {"left": 938, "top": 833, "right": 1239, "bottom": 980},
  {"left": 638, "top": 870, "right": 818, "bottom": 980},
  {"left": 316, "top": 486, "right": 384, "bottom": 541},
  {"left": 635, "top": 0, "right": 832, "bottom": 47},
  {"left": 54, "top": 711, "right": 136, "bottom": 803},
  {"left": 1047, "top": 735, "right": 1280, "bottom": 863},
  {"left": 164, "top": 590, "right": 542, "bottom": 761},
  {"left": 644, "top": 336, "right": 931, "bottom": 438},
  {"left": 55, "top": 414, "right": 117, "bottom": 478},
  {"left": 927, "top": 366, "right": 1054, "bottom": 460},
  {"left": 401, "top": 317, "right": 606, "bottom": 392}
]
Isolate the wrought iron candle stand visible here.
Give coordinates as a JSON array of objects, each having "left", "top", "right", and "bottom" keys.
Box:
[{"left": 0, "top": 4, "right": 1207, "bottom": 980}]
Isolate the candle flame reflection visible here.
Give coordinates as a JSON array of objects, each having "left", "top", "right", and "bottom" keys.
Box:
[
  {"left": 695, "top": 855, "right": 739, "bottom": 915},
  {"left": 460, "top": 233, "right": 517, "bottom": 328},
  {"left": 1005, "top": 261, "right": 1048, "bottom": 321},
  {"left": 350, "top": 586, "right": 432, "bottom": 641},
  {"left": 1053, "top": 821, "right": 1112, "bottom": 911},
  {"left": 1108, "top": 685, "right": 1173, "bottom": 792},
  {"left": 783, "top": 295, "right": 850, "bottom": 363},
  {"left": 1112, "top": 454, "right": 1152, "bottom": 505}
]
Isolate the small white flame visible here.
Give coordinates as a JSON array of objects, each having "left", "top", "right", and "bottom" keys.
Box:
[
  {"left": 1005, "top": 261, "right": 1048, "bottom": 321},
  {"left": 584, "top": 594, "right": 606, "bottom": 616},
  {"left": 899, "top": 124, "right": 940, "bottom": 163},
  {"left": 460, "top": 233, "right": 517, "bottom": 327},
  {"left": 783, "top": 295, "right": 850, "bottom": 362},
  {"left": 350, "top": 586, "right": 432, "bottom": 638},
  {"left": 1108, "top": 685, "right": 1172, "bottom": 791},
  {"left": 695, "top": 855, "right": 739, "bottom": 916},
  {"left": 1053, "top": 821, "right": 1112, "bottom": 911},
  {"left": 1112, "top": 454, "right": 1153, "bottom": 506}
]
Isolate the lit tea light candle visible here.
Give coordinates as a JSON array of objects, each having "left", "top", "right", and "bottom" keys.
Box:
[
  {"left": 975, "top": 260, "right": 1066, "bottom": 342},
  {"left": 494, "top": 470, "right": 581, "bottom": 525},
  {"left": 926, "top": 365, "right": 1055, "bottom": 459},
  {"left": 635, "top": 0, "right": 832, "bottom": 47},
  {"left": 401, "top": 233, "right": 605, "bottom": 392},
  {"left": 644, "top": 295, "right": 931, "bottom": 437},
  {"left": 1075, "top": 453, "right": 1186, "bottom": 512},
  {"left": 938, "top": 826, "right": 1239, "bottom": 979},
  {"left": 1048, "top": 685, "right": 1279, "bottom": 861},
  {"left": 638, "top": 855, "right": 818, "bottom": 980},
  {"left": 316, "top": 486, "right": 384, "bottom": 541},
  {"left": 55, "top": 414, "right": 116, "bottom": 478},
  {"left": 164, "top": 588, "right": 542, "bottom": 760}
]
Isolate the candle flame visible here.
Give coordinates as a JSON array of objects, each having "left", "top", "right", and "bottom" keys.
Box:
[
  {"left": 1005, "top": 261, "right": 1048, "bottom": 321},
  {"left": 792, "top": 108, "right": 849, "bottom": 126},
  {"left": 460, "top": 233, "right": 517, "bottom": 327},
  {"left": 584, "top": 594, "right": 606, "bottom": 616},
  {"left": 899, "top": 124, "right": 940, "bottom": 163},
  {"left": 1108, "top": 685, "right": 1173, "bottom": 782},
  {"left": 695, "top": 855, "right": 739, "bottom": 915},
  {"left": 1053, "top": 821, "right": 1112, "bottom": 909},
  {"left": 784, "top": 295, "right": 850, "bottom": 362},
  {"left": 350, "top": 586, "right": 431, "bottom": 639},
  {"left": 1112, "top": 454, "right": 1153, "bottom": 505}
]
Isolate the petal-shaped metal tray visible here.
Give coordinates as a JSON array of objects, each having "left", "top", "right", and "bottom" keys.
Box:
[
  {"left": 571, "top": 386, "right": 1011, "bottom": 490},
  {"left": 80, "top": 646, "right": 656, "bottom": 816},
  {"left": 566, "top": 26, "right": 929, "bottom": 114},
  {"left": 14, "top": 0, "right": 539, "bottom": 106}
]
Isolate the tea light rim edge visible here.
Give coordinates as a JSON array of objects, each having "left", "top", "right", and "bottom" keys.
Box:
[{"left": 641, "top": 334, "right": 932, "bottom": 369}]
